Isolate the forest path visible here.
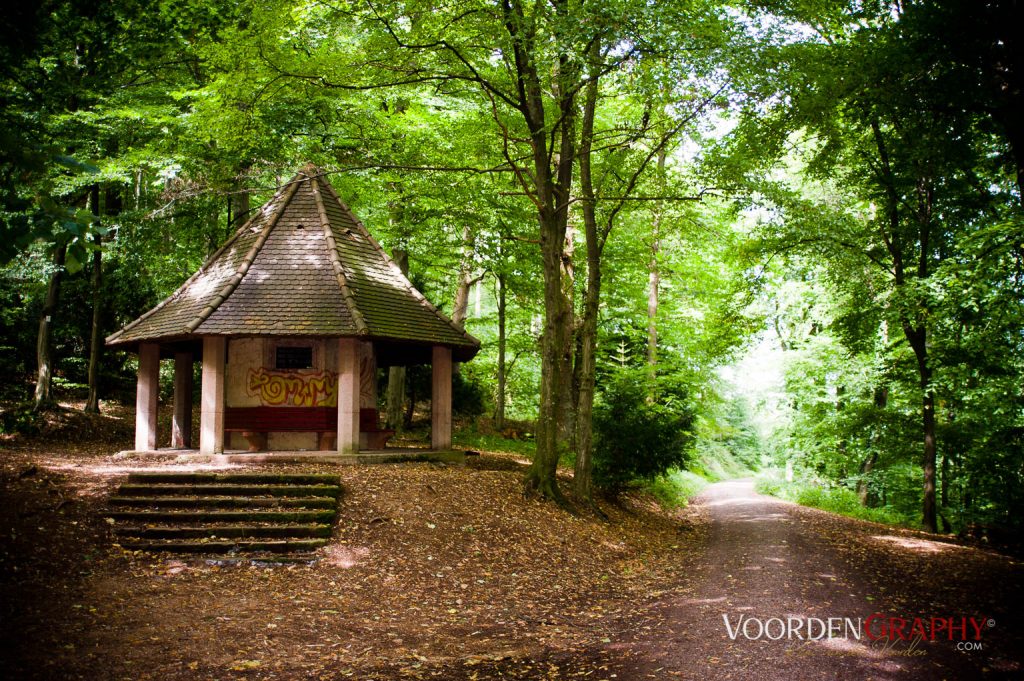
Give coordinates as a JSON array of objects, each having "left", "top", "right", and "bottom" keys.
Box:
[{"left": 607, "top": 479, "right": 1023, "bottom": 680}]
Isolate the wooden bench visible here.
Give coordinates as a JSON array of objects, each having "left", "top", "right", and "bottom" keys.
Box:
[
  {"left": 224, "top": 406, "right": 394, "bottom": 451},
  {"left": 359, "top": 408, "right": 395, "bottom": 450}
]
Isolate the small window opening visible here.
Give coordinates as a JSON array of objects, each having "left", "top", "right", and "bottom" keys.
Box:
[
  {"left": 276, "top": 345, "right": 313, "bottom": 370},
  {"left": 296, "top": 223, "right": 305, "bottom": 230}
]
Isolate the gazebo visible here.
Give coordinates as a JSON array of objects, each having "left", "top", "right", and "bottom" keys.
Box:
[{"left": 106, "top": 166, "right": 479, "bottom": 456}]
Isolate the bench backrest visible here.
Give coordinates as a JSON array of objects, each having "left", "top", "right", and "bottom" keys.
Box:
[{"left": 224, "top": 406, "right": 383, "bottom": 432}]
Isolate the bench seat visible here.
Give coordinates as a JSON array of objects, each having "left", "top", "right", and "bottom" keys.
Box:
[{"left": 224, "top": 406, "right": 394, "bottom": 451}]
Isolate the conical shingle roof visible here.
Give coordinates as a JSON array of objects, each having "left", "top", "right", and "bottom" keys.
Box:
[{"left": 106, "top": 167, "right": 479, "bottom": 362}]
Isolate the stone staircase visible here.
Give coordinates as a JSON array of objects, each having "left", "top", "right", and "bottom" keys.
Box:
[{"left": 105, "top": 472, "right": 342, "bottom": 561}]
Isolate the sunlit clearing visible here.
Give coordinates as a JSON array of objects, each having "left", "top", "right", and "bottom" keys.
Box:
[
  {"left": 703, "top": 497, "right": 762, "bottom": 508},
  {"left": 871, "top": 535, "right": 964, "bottom": 554},
  {"left": 44, "top": 461, "right": 241, "bottom": 477},
  {"left": 678, "top": 596, "right": 728, "bottom": 606},
  {"left": 323, "top": 545, "right": 369, "bottom": 569}
]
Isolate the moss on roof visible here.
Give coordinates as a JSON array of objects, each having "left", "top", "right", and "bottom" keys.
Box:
[{"left": 106, "top": 167, "right": 479, "bottom": 359}]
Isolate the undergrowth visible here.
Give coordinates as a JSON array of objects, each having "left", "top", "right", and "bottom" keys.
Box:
[
  {"left": 453, "top": 430, "right": 536, "bottom": 458},
  {"left": 452, "top": 419, "right": 757, "bottom": 514},
  {"left": 756, "top": 471, "right": 918, "bottom": 528},
  {"left": 646, "top": 470, "right": 710, "bottom": 509},
  {"left": 0, "top": 403, "right": 41, "bottom": 435},
  {"left": 645, "top": 443, "right": 756, "bottom": 510}
]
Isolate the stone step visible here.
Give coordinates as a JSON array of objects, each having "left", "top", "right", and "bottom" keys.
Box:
[
  {"left": 118, "top": 538, "right": 330, "bottom": 554},
  {"left": 107, "top": 495, "right": 338, "bottom": 509},
  {"left": 105, "top": 509, "right": 336, "bottom": 523},
  {"left": 117, "top": 483, "right": 342, "bottom": 498},
  {"left": 106, "top": 472, "right": 342, "bottom": 560},
  {"left": 202, "top": 554, "right": 320, "bottom": 566},
  {"left": 126, "top": 472, "right": 342, "bottom": 485},
  {"left": 115, "top": 524, "right": 333, "bottom": 539}
]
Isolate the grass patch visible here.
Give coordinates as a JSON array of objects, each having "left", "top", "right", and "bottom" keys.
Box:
[
  {"left": 756, "top": 472, "right": 918, "bottom": 528},
  {"left": 453, "top": 430, "right": 536, "bottom": 458},
  {"left": 645, "top": 469, "right": 710, "bottom": 510}
]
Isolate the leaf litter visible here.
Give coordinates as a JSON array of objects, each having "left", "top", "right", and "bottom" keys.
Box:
[{"left": 1, "top": 406, "right": 706, "bottom": 680}]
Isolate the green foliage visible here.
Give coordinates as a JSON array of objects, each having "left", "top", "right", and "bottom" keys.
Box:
[
  {"left": 690, "top": 439, "right": 755, "bottom": 482},
  {"left": 645, "top": 469, "right": 710, "bottom": 510},
  {"left": 452, "top": 430, "right": 536, "bottom": 459},
  {"left": 452, "top": 370, "right": 487, "bottom": 418},
  {"left": 751, "top": 254, "right": 1024, "bottom": 535},
  {"left": 755, "top": 471, "right": 917, "bottom": 528},
  {"left": 0, "top": 243, "right": 160, "bottom": 402},
  {"left": 688, "top": 390, "right": 763, "bottom": 480},
  {"left": 592, "top": 369, "right": 696, "bottom": 491},
  {"left": 0, "top": 0, "right": 1016, "bottom": 537},
  {"left": 0, "top": 404, "right": 41, "bottom": 435},
  {"left": 710, "top": 0, "right": 1024, "bottom": 534}
]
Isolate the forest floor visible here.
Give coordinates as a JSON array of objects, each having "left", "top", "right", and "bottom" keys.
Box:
[{"left": 1, "top": 402, "right": 1022, "bottom": 680}]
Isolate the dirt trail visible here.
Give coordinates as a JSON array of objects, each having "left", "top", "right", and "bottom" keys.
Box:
[
  {"left": 3, "top": 438, "right": 1021, "bottom": 680},
  {"left": 611, "top": 479, "right": 1023, "bottom": 680}
]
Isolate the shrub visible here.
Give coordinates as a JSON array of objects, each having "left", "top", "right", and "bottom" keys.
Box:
[
  {"left": 593, "top": 369, "right": 695, "bottom": 491},
  {"left": 452, "top": 369, "right": 487, "bottom": 417},
  {"left": 755, "top": 470, "right": 917, "bottom": 527},
  {"left": 0, "top": 404, "right": 41, "bottom": 435}
]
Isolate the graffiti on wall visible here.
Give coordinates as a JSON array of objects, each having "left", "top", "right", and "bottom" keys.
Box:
[{"left": 247, "top": 367, "right": 338, "bottom": 407}]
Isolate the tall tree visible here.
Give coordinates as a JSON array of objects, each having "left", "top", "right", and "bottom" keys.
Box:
[
  {"left": 84, "top": 185, "right": 103, "bottom": 413},
  {"left": 718, "top": 0, "right": 1022, "bottom": 531}
]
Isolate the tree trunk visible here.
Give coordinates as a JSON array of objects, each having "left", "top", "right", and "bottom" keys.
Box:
[
  {"left": 233, "top": 165, "right": 251, "bottom": 228},
  {"left": 871, "top": 120, "right": 938, "bottom": 533},
  {"left": 647, "top": 149, "right": 666, "bottom": 377},
  {"left": 922, "top": 388, "right": 938, "bottom": 533},
  {"left": 907, "top": 325, "right": 938, "bottom": 533},
  {"left": 557, "top": 225, "right": 576, "bottom": 448},
  {"left": 857, "top": 452, "right": 876, "bottom": 506},
  {"left": 451, "top": 225, "right": 479, "bottom": 377},
  {"left": 572, "top": 39, "right": 601, "bottom": 504},
  {"left": 495, "top": 272, "right": 507, "bottom": 431},
  {"left": 921, "top": 385, "right": 937, "bottom": 532},
  {"left": 940, "top": 450, "right": 952, "bottom": 533},
  {"left": 34, "top": 243, "right": 67, "bottom": 410},
  {"left": 386, "top": 249, "right": 410, "bottom": 432},
  {"left": 860, "top": 384, "right": 888, "bottom": 506},
  {"left": 405, "top": 370, "right": 416, "bottom": 429},
  {"left": 573, "top": 231, "right": 600, "bottom": 504},
  {"left": 85, "top": 184, "right": 103, "bottom": 413},
  {"left": 526, "top": 235, "right": 572, "bottom": 502},
  {"left": 941, "top": 450, "right": 949, "bottom": 509},
  {"left": 451, "top": 225, "right": 474, "bottom": 330},
  {"left": 500, "top": 0, "right": 578, "bottom": 503}
]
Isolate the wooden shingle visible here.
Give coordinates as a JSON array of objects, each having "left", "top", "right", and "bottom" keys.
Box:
[{"left": 106, "top": 167, "right": 479, "bottom": 361}]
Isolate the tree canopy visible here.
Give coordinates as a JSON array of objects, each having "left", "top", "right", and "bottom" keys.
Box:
[{"left": 1, "top": 0, "right": 1020, "bottom": 531}]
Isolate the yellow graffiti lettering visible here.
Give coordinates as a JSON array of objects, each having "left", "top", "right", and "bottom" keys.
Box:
[{"left": 247, "top": 368, "right": 338, "bottom": 407}]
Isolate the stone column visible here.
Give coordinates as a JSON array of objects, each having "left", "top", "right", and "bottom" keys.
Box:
[
  {"left": 337, "top": 338, "right": 361, "bottom": 454},
  {"left": 199, "top": 336, "right": 225, "bottom": 455},
  {"left": 171, "top": 351, "right": 193, "bottom": 448},
  {"left": 134, "top": 343, "right": 160, "bottom": 451},
  {"left": 431, "top": 345, "right": 452, "bottom": 450}
]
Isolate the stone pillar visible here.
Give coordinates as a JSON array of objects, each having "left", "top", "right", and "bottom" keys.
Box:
[
  {"left": 337, "top": 338, "right": 361, "bottom": 454},
  {"left": 171, "top": 351, "right": 193, "bottom": 448},
  {"left": 134, "top": 343, "right": 160, "bottom": 451},
  {"left": 199, "top": 336, "right": 225, "bottom": 455},
  {"left": 431, "top": 345, "right": 452, "bottom": 450}
]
